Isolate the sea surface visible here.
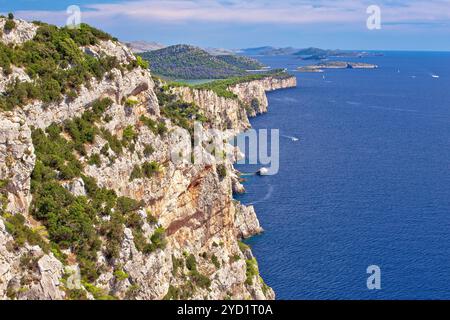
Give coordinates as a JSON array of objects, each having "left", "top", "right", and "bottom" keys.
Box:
[{"left": 234, "top": 52, "right": 450, "bottom": 299}]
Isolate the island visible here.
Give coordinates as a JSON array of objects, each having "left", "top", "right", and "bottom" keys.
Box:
[{"left": 297, "top": 61, "right": 378, "bottom": 73}]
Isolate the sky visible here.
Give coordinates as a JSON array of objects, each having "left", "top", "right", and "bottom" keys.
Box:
[{"left": 1, "top": 0, "right": 450, "bottom": 51}]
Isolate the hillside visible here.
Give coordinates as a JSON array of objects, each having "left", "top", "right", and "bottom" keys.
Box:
[
  {"left": 138, "top": 45, "right": 265, "bottom": 79},
  {"left": 215, "top": 54, "right": 265, "bottom": 70}
]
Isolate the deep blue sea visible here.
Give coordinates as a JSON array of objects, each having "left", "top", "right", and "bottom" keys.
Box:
[{"left": 234, "top": 52, "right": 450, "bottom": 300}]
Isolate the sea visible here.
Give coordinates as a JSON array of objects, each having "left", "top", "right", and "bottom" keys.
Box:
[{"left": 234, "top": 51, "right": 450, "bottom": 299}]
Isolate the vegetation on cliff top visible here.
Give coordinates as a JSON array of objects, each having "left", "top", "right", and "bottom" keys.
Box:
[
  {"left": 154, "top": 82, "right": 209, "bottom": 133},
  {"left": 0, "top": 21, "right": 128, "bottom": 111},
  {"left": 169, "top": 68, "right": 291, "bottom": 99}
]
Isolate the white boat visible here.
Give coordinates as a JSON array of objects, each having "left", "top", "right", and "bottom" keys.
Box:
[
  {"left": 431, "top": 74, "right": 440, "bottom": 78},
  {"left": 257, "top": 167, "right": 269, "bottom": 176}
]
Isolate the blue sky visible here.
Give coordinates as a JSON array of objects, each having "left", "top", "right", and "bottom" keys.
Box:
[{"left": 1, "top": 0, "right": 450, "bottom": 51}]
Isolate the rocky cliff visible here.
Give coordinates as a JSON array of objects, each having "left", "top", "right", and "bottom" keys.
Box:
[
  {"left": 172, "top": 76, "right": 297, "bottom": 130},
  {"left": 0, "top": 19, "right": 296, "bottom": 300}
]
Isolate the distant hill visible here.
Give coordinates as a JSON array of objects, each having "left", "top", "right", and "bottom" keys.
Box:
[
  {"left": 126, "top": 40, "right": 166, "bottom": 53},
  {"left": 238, "top": 46, "right": 299, "bottom": 56},
  {"left": 215, "top": 55, "right": 265, "bottom": 70},
  {"left": 204, "top": 47, "right": 236, "bottom": 56},
  {"left": 139, "top": 45, "right": 265, "bottom": 79},
  {"left": 237, "top": 46, "right": 382, "bottom": 59},
  {"left": 294, "top": 47, "right": 331, "bottom": 56},
  {"left": 294, "top": 47, "right": 381, "bottom": 59}
]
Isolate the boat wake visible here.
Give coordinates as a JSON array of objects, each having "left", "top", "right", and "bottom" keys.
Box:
[
  {"left": 248, "top": 184, "right": 274, "bottom": 205},
  {"left": 282, "top": 135, "right": 299, "bottom": 142},
  {"left": 346, "top": 101, "right": 362, "bottom": 106},
  {"left": 367, "top": 105, "right": 418, "bottom": 113}
]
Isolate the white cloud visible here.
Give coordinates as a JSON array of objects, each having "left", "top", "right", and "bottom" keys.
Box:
[{"left": 14, "top": 0, "right": 450, "bottom": 27}]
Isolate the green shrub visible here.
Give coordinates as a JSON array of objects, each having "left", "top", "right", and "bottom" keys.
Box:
[
  {"left": 160, "top": 99, "right": 208, "bottom": 133},
  {"left": 238, "top": 240, "right": 250, "bottom": 253},
  {"left": 245, "top": 258, "right": 258, "bottom": 285},
  {"left": 64, "top": 114, "right": 99, "bottom": 155},
  {"left": 217, "top": 164, "right": 227, "bottom": 179},
  {"left": 0, "top": 179, "right": 9, "bottom": 189},
  {"left": 100, "top": 129, "right": 123, "bottom": 155},
  {"left": 113, "top": 269, "right": 129, "bottom": 281},
  {"left": 83, "top": 282, "right": 116, "bottom": 300},
  {"left": 125, "top": 284, "right": 140, "bottom": 300},
  {"left": 88, "top": 153, "right": 101, "bottom": 167},
  {"left": 186, "top": 254, "right": 197, "bottom": 271},
  {"left": 65, "top": 288, "right": 88, "bottom": 300},
  {"left": 116, "top": 196, "right": 142, "bottom": 215},
  {"left": 142, "top": 161, "right": 161, "bottom": 178},
  {"left": 190, "top": 270, "right": 211, "bottom": 289},
  {"left": 91, "top": 98, "right": 113, "bottom": 120},
  {"left": 122, "top": 125, "right": 137, "bottom": 145},
  {"left": 4, "top": 19, "right": 15, "bottom": 32},
  {"left": 150, "top": 227, "right": 167, "bottom": 250},
  {"left": 124, "top": 98, "right": 139, "bottom": 108},
  {"left": 143, "top": 144, "right": 154, "bottom": 157},
  {"left": 129, "top": 165, "right": 143, "bottom": 181},
  {"left": 31, "top": 128, "right": 82, "bottom": 181},
  {"left": 135, "top": 56, "right": 149, "bottom": 69},
  {"left": 146, "top": 210, "right": 157, "bottom": 224},
  {"left": 163, "top": 285, "right": 180, "bottom": 300},
  {"left": 99, "top": 211, "right": 123, "bottom": 260},
  {"left": 125, "top": 211, "right": 143, "bottom": 230},
  {"left": 172, "top": 255, "right": 184, "bottom": 276},
  {"left": 211, "top": 254, "right": 221, "bottom": 269},
  {"left": 139, "top": 115, "right": 167, "bottom": 136},
  {"left": 230, "top": 253, "right": 241, "bottom": 263},
  {"left": 3, "top": 213, "right": 49, "bottom": 253}
]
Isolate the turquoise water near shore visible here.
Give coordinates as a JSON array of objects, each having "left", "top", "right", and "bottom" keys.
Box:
[{"left": 235, "top": 52, "right": 450, "bottom": 299}]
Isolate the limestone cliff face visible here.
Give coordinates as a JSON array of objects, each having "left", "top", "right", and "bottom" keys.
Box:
[
  {"left": 230, "top": 76, "right": 297, "bottom": 117},
  {"left": 0, "top": 21, "right": 296, "bottom": 300},
  {"left": 173, "top": 76, "right": 297, "bottom": 131},
  {"left": 172, "top": 87, "right": 251, "bottom": 132}
]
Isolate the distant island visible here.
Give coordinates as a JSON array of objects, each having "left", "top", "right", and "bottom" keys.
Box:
[
  {"left": 235, "top": 46, "right": 383, "bottom": 59},
  {"left": 297, "top": 61, "right": 378, "bottom": 72},
  {"left": 138, "top": 44, "right": 266, "bottom": 79},
  {"left": 126, "top": 40, "right": 166, "bottom": 53},
  {"left": 236, "top": 46, "right": 299, "bottom": 56}
]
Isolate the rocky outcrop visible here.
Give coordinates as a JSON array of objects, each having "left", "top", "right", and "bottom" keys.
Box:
[
  {"left": 0, "top": 18, "right": 37, "bottom": 45},
  {"left": 0, "top": 219, "right": 65, "bottom": 300},
  {"left": 234, "top": 203, "right": 263, "bottom": 239},
  {"left": 22, "top": 64, "right": 159, "bottom": 130},
  {"left": 173, "top": 76, "right": 297, "bottom": 130},
  {"left": 230, "top": 76, "right": 297, "bottom": 117},
  {"left": 172, "top": 86, "right": 251, "bottom": 132},
  {"left": 0, "top": 112, "right": 35, "bottom": 214},
  {"left": 0, "top": 67, "right": 31, "bottom": 93}
]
